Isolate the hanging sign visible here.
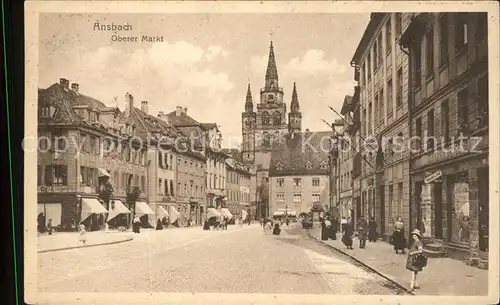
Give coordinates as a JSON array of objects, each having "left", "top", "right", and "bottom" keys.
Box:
[{"left": 425, "top": 170, "right": 442, "bottom": 184}]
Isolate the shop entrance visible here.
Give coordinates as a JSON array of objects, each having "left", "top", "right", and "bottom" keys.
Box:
[{"left": 478, "top": 167, "right": 489, "bottom": 252}]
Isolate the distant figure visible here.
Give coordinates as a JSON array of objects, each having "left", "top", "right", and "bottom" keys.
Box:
[
  {"left": 357, "top": 215, "right": 368, "bottom": 249},
  {"left": 342, "top": 218, "right": 354, "bottom": 249},
  {"left": 156, "top": 218, "right": 163, "bottom": 230},
  {"left": 37, "top": 213, "right": 46, "bottom": 234},
  {"left": 368, "top": 217, "right": 378, "bottom": 242},
  {"left": 341, "top": 217, "right": 347, "bottom": 233},
  {"left": 133, "top": 216, "right": 141, "bottom": 233},
  {"left": 47, "top": 219, "right": 53, "bottom": 235},
  {"left": 272, "top": 219, "right": 281, "bottom": 236},
  {"left": 78, "top": 224, "right": 87, "bottom": 246},
  {"left": 392, "top": 216, "right": 406, "bottom": 254}
]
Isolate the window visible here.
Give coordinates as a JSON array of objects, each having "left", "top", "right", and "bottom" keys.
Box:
[
  {"left": 387, "top": 78, "right": 393, "bottom": 115},
  {"left": 439, "top": 13, "right": 449, "bottom": 67},
  {"left": 45, "top": 165, "right": 53, "bottom": 185},
  {"left": 367, "top": 54, "right": 371, "bottom": 80},
  {"left": 379, "top": 89, "right": 384, "bottom": 123},
  {"left": 277, "top": 178, "right": 284, "bottom": 187},
  {"left": 81, "top": 133, "right": 88, "bottom": 153},
  {"left": 426, "top": 28, "right": 434, "bottom": 78},
  {"left": 388, "top": 185, "right": 393, "bottom": 219},
  {"left": 53, "top": 165, "right": 67, "bottom": 185},
  {"left": 414, "top": 38, "right": 422, "bottom": 89},
  {"left": 427, "top": 109, "right": 435, "bottom": 150},
  {"left": 441, "top": 99, "right": 450, "bottom": 144},
  {"left": 368, "top": 102, "right": 372, "bottom": 132},
  {"left": 397, "top": 68, "right": 403, "bottom": 107},
  {"left": 361, "top": 63, "right": 365, "bottom": 86},
  {"left": 276, "top": 162, "right": 283, "bottom": 171},
  {"left": 312, "top": 178, "right": 320, "bottom": 187},
  {"left": 263, "top": 132, "right": 270, "bottom": 147},
  {"left": 378, "top": 34, "right": 383, "bottom": 64},
  {"left": 415, "top": 117, "right": 422, "bottom": 150},
  {"left": 455, "top": 13, "right": 468, "bottom": 52},
  {"left": 40, "top": 106, "right": 51, "bottom": 118},
  {"left": 320, "top": 161, "right": 327, "bottom": 170},
  {"left": 477, "top": 13, "right": 488, "bottom": 41},
  {"left": 276, "top": 193, "right": 285, "bottom": 203},
  {"left": 362, "top": 109, "right": 366, "bottom": 135},
  {"left": 170, "top": 181, "right": 175, "bottom": 196},
  {"left": 386, "top": 21, "right": 392, "bottom": 53},
  {"left": 273, "top": 112, "right": 281, "bottom": 125},
  {"left": 305, "top": 161, "right": 312, "bottom": 170},
  {"left": 141, "top": 176, "right": 146, "bottom": 193},
  {"left": 90, "top": 136, "right": 97, "bottom": 154},
  {"left": 478, "top": 74, "right": 489, "bottom": 124},
  {"left": 293, "top": 178, "right": 301, "bottom": 187},
  {"left": 293, "top": 194, "right": 302, "bottom": 203},
  {"left": 373, "top": 42, "right": 378, "bottom": 68},
  {"left": 312, "top": 194, "right": 320, "bottom": 203},
  {"left": 458, "top": 87, "right": 469, "bottom": 126},
  {"left": 262, "top": 111, "right": 270, "bottom": 125},
  {"left": 374, "top": 94, "right": 379, "bottom": 125},
  {"left": 396, "top": 13, "right": 402, "bottom": 37}
]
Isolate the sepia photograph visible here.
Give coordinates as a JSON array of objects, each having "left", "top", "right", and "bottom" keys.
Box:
[{"left": 24, "top": 1, "right": 499, "bottom": 304}]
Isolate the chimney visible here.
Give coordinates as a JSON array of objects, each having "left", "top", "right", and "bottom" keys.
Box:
[
  {"left": 125, "top": 93, "right": 134, "bottom": 117},
  {"left": 71, "top": 83, "right": 79, "bottom": 94},
  {"left": 184, "top": 107, "right": 188, "bottom": 115},
  {"left": 158, "top": 111, "right": 164, "bottom": 117},
  {"left": 141, "top": 101, "right": 148, "bottom": 114},
  {"left": 176, "top": 106, "right": 183, "bottom": 116},
  {"left": 59, "top": 78, "right": 69, "bottom": 89}
]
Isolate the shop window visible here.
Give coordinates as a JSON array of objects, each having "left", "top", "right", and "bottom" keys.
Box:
[{"left": 451, "top": 173, "right": 470, "bottom": 243}]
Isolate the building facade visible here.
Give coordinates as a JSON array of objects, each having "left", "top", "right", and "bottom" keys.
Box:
[
  {"left": 400, "top": 12, "right": 489, "bottom": 266},
  {"left": 338, "top": 97, "right": 355, "bottom": 220},
  {"left": 37, "top": 79, "right": 148, "bottom": 231},
  {"left": 225, "top": 155, "right": 252, "bottom": 217},
  {"left": 268, "top": 132, "right": 331, "bottom": 216},
  {"left": 351, "top": 13, "right": 412, "bottom": 239}
]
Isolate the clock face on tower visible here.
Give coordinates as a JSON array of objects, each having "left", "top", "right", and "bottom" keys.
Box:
[{"left": 267, "top": 94, "right": 275, "bottom": 103}]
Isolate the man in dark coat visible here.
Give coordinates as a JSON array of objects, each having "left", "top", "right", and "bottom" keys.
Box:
[{"left": 357, "top": 215, "right": 368, "bottom": 248}]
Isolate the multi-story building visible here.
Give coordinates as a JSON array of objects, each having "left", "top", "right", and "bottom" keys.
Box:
[
  {"left": 225, "top": 151, "right": 252, "bottom": 217},
  {"left": 337, "top": 97, "right": 355, "bottom": 219},
  {"left": 161, "top": 107, "right": 228, "bottom": 215},
  {"left": 242, "top": 41, "right": 304, "bottom": 219},
  {"left": 37, "top": 79, "right": 148, "bottom": 231},
  {"left": 350, "top": 13, "right": 412, "bottom": 239},
  {"left": 268, "top": 131, "right": 330, "bottom": 216},
  {"left": 400, "top": 12, "right": 489, "bottom": 266}
]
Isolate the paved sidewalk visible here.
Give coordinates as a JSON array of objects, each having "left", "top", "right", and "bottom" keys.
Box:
[
  {"left": 37, "top": 231, "right": 134, "bottom": 253},
  {"left": 310, "top": 227, "right": 488, "bottom": 296}
]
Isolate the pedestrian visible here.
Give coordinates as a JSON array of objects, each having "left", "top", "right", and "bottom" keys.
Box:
[
  {"left": 406, "top": 229, "right": 428, "bottom": 291},
  {"left": 272, "top": 219, "right": 281, "bottom": 236},
  {"left": 203, "top": 219, "right": 210, "bottom": 230},
  {"left": 78, "top": 224, "right": 87, "bottom": 246},
  {"left": 47, "top": 218, "right": 53, "bottom": 235},
  {"left": 356, "top": 215, "right": 368, "bottom": 249},
  {"left": 391, "top": 216, "right": 407, "bottom": 254},
  {"left": 133, "top": 215, "right": 141, "bottom": 233},
  {"left": 156, "top": 218, "right": 163, "bottom": 230},
  {"left": 341, "top": 217, "right": 347, "bottom": 233},
  {"left": 342, "top": 218, "right": 354, "bottom": 249},
  {"left": 368, "top": 217, "right": 377, "bottom": 242},
  {"left": 320, "top": 218, "right": 329, "bottom": 241}
]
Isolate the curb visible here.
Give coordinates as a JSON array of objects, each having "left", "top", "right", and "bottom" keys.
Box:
[
  {"left": 38, "top": 236, "right": 134, "bottom": 253},
  {"left": 308, "top": 232, "right": 415, "bottom": 295}
]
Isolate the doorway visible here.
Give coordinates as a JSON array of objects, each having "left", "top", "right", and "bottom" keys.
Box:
[
  {"left": 434, "top": 182, "right": 443, "bottom": 239},
  {"left": 415, "top": 181, "right": 423, "bottom": 231},
  {"left": 379, "top": 185, "right": 385, "bottom": 235},
  {"left": 478, "top": 167, "right": 489, "bottom": 252}
]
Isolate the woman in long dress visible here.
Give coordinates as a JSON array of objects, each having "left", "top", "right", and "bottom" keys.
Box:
[
  {"left": 272, "top": 219, "right": 281, "bottom": 236},
  {"left": 342, "top": 219, "right": 354, "bottom": 249},
  {"left": 368, "top": 217, "right": 377, "bottom": 242},
  {"left": 392, "top": 216, "right": 406, "bottom": 253}
]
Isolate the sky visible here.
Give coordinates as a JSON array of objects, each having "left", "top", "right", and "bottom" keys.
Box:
[{"left": 39, "top": 13, "right": 370, "bottom": 148}]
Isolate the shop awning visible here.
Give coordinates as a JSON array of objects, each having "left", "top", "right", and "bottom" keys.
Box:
[
  {"left": 207, "top": 208, "right": 222, "bottom": 219},
  {"left": 169, "top": 206, "right": 180, "bottom": 223},
  {"left": 81, "top": 198, "right": 108, "bottom": 222},
  {"left": 158, "top": 206, "right": 169, "bottom": 218},
  {"left": 220, "top": 208, "right": 233, "bottom": 219},
  {"left": 98, "top": 168, "right": 110, "bottom": 177},
  {"left": 273, "top": 211, "right": 285, "bottom": 217},
  {"left": 107, "top": 200, "right": 131, "bottom": 222},
  {"left": 135, "top": 201, "right": 155, "bottom": 216}
]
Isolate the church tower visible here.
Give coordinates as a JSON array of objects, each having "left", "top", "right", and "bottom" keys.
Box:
[
  {"left": 288, "top": 82, "right": 302, "bottom": 134},
  {"left": 242, "top": 84, "right": 256, "bottom": 163},
  {"left": 255, "top": 41, "right": 288, "bottom": 151}
]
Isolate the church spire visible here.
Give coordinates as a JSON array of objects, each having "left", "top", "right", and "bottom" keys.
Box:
[
  {"left": 265, "top": 41, "right": 279, "bottom": 90},
  {"left": 291, "top": 82, "right": 300, "bottom": 112},
  {"left": 245, "top": 83, "right": 253, "bottom": 112}
]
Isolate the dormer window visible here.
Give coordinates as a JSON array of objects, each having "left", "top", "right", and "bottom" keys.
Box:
[
  {"left": 40, "top": 105, "right": 56, "bottom": 119},
  {"left": 320, "top": 161, "right": 328, "bottom": 170},
  {"left": 305, "top": 161, "right": 312, "bottom": 170},
  {"left": 276, "top": 162, "right": 283, "bottom": 171}
]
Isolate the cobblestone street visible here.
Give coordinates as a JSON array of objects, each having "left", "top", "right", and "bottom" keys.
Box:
[{"left": 38, "top": 224, "right": 406, "bottom": 294}]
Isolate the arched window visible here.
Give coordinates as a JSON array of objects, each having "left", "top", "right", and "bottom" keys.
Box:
[
  {"left": 262, "top": 111, "right": 270, "bottom": 125},
  {"left": 263, "top": 132, "right": 270, "bottom": 147},
  {"left": 273, "top": 112, "right": 281, "bottom": 125}
]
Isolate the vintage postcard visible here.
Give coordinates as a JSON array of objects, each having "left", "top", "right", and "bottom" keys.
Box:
[{"left": 24, "top": 1, "right": 499, "bottom": 304}]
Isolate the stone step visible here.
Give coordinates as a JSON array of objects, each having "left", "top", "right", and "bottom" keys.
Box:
[
  {"left": 424, "top": 248, "right": 447, "bottom": 258},
  {"left": 425, "top": 243, "right": 446, "bottom": 251}
]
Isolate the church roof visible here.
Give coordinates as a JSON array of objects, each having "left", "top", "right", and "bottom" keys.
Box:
[
  {"left": 269, "top": 131, "right": 332, "bottom": 177},
  {"left": 265, "top": 41, "right": 278, "bottom": 81}
]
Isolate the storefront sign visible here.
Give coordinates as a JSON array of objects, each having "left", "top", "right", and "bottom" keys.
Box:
[
  {"left": 424, "top": 170, "right": 442, "bottom": 184},
  {"left": 38, "top": 186, "right": 70, "bottom": 193}
]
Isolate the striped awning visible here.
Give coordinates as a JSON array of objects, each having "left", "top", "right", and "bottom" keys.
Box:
[
  {"left": 207, "top": 208, "right": 222, "bottom": 219},
  {"left": 135, "top": 201, "right": 155, "bottom": 215},
  {"left": 220, "top": 208, "right": 233, "bottom": 218},
  {"left": 107, "top": 200, "right": 131, "bottom": 222},
  {"left": 158, "top": 206, "right": 169, "bottom": 218},
  {"left": 81, "top": 198, "right": 108, "bottom": 222}
]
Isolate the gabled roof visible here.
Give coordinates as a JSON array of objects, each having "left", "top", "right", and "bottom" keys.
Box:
[
  {"left": 165, "top": 110, "right": 200, "bottom": 127},
  {"left": 269, "top": 131, "right": 332, "bottom": 177}
]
